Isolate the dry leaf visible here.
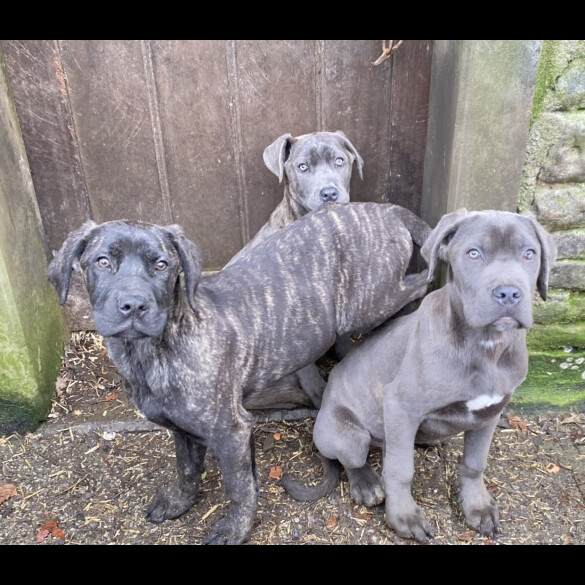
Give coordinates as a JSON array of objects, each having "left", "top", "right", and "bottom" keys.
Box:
[
  {"left": 561, "top": 413, "right": 581, "bottom": 425},
  {"left": 353, "top": 511, "right": 373, "bottom": 521},
  {"left": 37, "top": 528, "right": 50, "bottom": 544},
  {"left": 508, "top": 415, "right": 527, "bottom": 434},
  {"left": 52, "top": 527, "right": 66, "bottom": 539},
  {"left": 269, "top": 466, "right": 282, "bottom": 480},
  {"left": 41, "top": 520, "right": 58, "bottom": 532},
  {"left": 0, "top": 483, "right": 17, "bottom": 506},
  {"left": 105, "top": 392, "right": 118, "bottom": 401},
  {"left": 37, "top": 519, "right": 65, "bottom": 542},
  {"left": 545, "top": 462, "right": 560, "bottom": 474},
  {"left": 326, "top": 514, "right": 338, "bottom": 527},
  {"left": 457, "top": 530, "right": 476, "bottom": 542}
]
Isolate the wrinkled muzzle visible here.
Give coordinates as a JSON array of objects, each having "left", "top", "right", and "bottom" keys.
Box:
[{"left": 91, "top": 276, "right": 170, "bottom": 339}]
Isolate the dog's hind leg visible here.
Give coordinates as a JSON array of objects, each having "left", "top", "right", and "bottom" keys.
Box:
[
  {"left": 243, "top": 374, "right": 314, "bottom": 410},
  {"left": 333, "top": 333, "right": 356, "bottom": 360},
  {"left": 346, "top": 464, "right": 385, "bottom": 507},
  {"left": 146, "top": 430, "right": 206, "bottom": 523},
  {"left": 295, "top": 363, "right": 327, "bottom": 408}
]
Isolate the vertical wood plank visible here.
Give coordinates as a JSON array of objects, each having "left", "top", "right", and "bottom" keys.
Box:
[
  {"left": 321, "top": 40, "right": 393, "bottom": 205},
  {"left": 234, "top": 40, "right": 319, "bottom": 242},
  {"left": 150, "top": 40, "right": 240, "bottom": 268},
  {"left": 59, "top": 40, "right": 164, "bottom": 225},
  {"left": 388, "top": 40, "right": 433, "bottom": 213},
  {"left": 2, "top": 40, "right": 90, "bottom": 253},
  {"left": 321, "top": 40, "right": 433, "bottom": 215}
]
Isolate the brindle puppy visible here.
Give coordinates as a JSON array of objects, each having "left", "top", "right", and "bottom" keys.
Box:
[{"left": 47, "top": 201, "right": 431, "bottom": 545}]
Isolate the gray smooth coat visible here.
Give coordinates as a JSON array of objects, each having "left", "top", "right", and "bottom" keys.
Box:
[{"left": 281, "top": 208, "right": 557, "bottom": 543}]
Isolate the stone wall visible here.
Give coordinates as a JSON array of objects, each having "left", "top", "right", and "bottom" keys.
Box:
[{"left": 515, "top": 40, "right": 585, "bottom": 412}]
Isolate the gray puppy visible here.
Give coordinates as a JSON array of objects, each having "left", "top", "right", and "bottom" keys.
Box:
[
  {"left": 47, "top": 201, "right": 430, "bottom": 545},
  {"left": 227, "top": 130, "right": 365, "bottom": 408},
  {"left": 281, "top": 208, "right": 557, "bottom": 543}
]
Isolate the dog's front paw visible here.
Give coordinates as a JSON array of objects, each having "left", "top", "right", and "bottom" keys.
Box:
[
  {"left": 387, "top": 502, "right": 435, "bottom": 543},
  {"left": 461, "top": 498, "right": 500, "bottom": 538},
  {"left": 202, "top": 515, "right": 252, "bottom": 545},
  {"left": 460, "top": 482, "right": 500, "bottom": 537},
  {"left": 145, "top": 483, "right": 198, "bottom": 523}
]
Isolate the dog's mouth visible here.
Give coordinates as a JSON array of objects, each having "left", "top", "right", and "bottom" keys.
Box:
[
  {"left": 93, "top": 312, "right": 166, "bottom": 340},
  {"left": 490, "top": 316, "right": 522, "bottom": 331},
  {"left": 111, "top": 327, "right": 152, "bottom": 340}
]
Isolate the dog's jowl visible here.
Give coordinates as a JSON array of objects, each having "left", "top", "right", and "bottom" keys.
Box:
[
  {"left": 281, "top": 208, "right": 558, "bottom": 543},
  {"left": 47, "top": 201, "right": 431, "bottom": 545}
]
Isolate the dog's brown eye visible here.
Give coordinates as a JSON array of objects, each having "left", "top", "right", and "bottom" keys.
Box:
[
  {"left": 155, "top": 260, "right": 168, "bottom": 272},
  {"left": 298, "top": 163, "right": 309, "bottom": 172},
  {"left": 97, "top": 257, "right": 110, "bottom": 269},
  {"left": 335, "top": 157, "right": 344, "bottom": 167},
  {"left": 523, "top": 249, "right": 536, "bottom": 260}
]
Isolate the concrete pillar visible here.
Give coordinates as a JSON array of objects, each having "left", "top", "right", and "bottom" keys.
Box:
[
  {"left": 422, "top": 40, "right": 543, "bottom": 228},
  {"left": 0, "top": 49, "right": 68, "bottom": 435}
]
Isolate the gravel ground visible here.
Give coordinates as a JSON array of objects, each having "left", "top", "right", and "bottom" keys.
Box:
[{"left": 1, "top": 331, "right": 584, "bottom": 545}]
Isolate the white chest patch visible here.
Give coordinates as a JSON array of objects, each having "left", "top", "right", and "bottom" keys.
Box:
[{"left": 466, "top": 394, "right": 504, "bottom": 412}]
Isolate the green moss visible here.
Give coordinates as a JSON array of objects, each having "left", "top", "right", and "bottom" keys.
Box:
[
  {"left": 531, "top": 40, "right": 559, "bottom": 124},
  {"left": 0, "top": 296, "right": 66, "bottom": 434},
  {"left": 0, "top": 258, "right": 67, "bottom": 435},
  {"left": 527, "top": 321, "right": 585, "bottom": 352},
  {"left": 511, "top": 350, "right": 585, "bottom": 414},
  {"left": 533, "top": 290, "right": 585, "bottom": 325}
]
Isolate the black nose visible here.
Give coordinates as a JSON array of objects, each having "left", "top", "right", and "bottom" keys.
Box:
[
  {"left": 493, "top": 285, "right": 522, "bottom": 307},
  {"left": 117, "top": 295, "right": 149, "bottom": 317},
  {"left": 320, "top": 187, "right": 339, "bottom": 202}
]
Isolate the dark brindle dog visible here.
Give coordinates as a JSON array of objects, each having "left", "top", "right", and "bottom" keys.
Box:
[
  {"left": 281, "top": 209, "right": 557, "bottom": 542},
  {"left": 47, "top": 201, "right": 430, "bottom": 545}
]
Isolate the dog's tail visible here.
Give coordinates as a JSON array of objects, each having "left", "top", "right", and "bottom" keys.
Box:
[
  {"left": 393, "top": 205, "right": 432, "bottom": 249},
  {"left": 279, "top": 455, "right": 341, "bottom": 501}
]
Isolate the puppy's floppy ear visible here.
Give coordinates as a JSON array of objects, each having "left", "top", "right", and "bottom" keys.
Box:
[
  {"left": 263, "top": 133, "right": 294, "bottom": 183},
  {"left": 47, "top": 220, "right": 97, "bottom": 305},
  {"left": 334, "top": 130, "right": 364, "bottom": 180},
  {"left": 522, "top": 213, "right": 558, "bottom": 301},
  {"left": 420, "top": 208, "right": 469, "bottom": 279},
  {"left": 165, "top": 225, "right": 202, "bottom": 312}
]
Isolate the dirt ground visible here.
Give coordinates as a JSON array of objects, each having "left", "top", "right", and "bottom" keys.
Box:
[{"left": 1, "top": 331, "right": 584, "bottom": 545}]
